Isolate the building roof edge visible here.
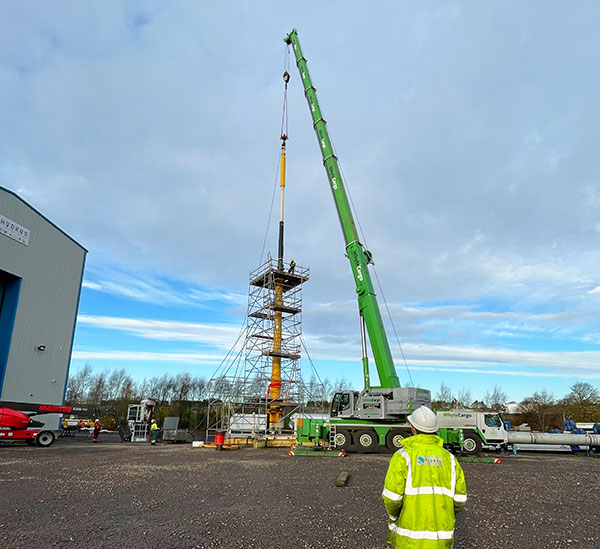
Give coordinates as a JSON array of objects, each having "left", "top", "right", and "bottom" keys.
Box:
[{"left": 0, "top": 185, "right": 88, "bottom": 253}]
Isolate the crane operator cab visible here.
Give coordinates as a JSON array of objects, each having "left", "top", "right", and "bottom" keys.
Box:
[{"left": 331, "top": 391, "right": 359, "bottom": 418}]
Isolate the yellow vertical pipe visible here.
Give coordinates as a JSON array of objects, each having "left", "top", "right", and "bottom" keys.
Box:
[{"left": 269, "top": 142, "right": 287, "bottom": 425}]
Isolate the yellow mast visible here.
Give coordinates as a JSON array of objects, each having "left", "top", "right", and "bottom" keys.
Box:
[{"left": 268, "top": 138, "right": 286, "bottom": 424}]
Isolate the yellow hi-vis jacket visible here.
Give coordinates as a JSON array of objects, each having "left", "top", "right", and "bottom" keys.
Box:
[{"left": 382, "top": 434, "right": 467, "bottom": 548}]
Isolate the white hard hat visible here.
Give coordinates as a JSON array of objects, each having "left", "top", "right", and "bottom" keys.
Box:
[{"left": 407, "top": 406, "right": 438, "bottom": 433}]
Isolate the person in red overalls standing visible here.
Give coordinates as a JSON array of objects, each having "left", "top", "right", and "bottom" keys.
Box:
[{"left": 92, "top": 419, "right": 101, "bottom": 443}]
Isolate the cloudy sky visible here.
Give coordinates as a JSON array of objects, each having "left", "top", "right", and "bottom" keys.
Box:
[{"left": 2, "top": 2, "right": 600, "bottom": 403}]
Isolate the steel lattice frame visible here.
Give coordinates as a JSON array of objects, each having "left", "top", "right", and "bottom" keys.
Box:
[{"left": 207, "top": 259, "right": 325, "bottom": 439}]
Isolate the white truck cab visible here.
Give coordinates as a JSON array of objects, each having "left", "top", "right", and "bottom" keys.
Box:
[{"left": 436, "top": 410, "right": 507, "bottom": 455}]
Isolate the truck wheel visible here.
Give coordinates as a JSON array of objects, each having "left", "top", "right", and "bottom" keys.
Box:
[
  {"left": 333, "top": 429, "right": 352, "bottom": 449},
  {"left": 462, "top": 432, "right": 482, "bottom": 456},
  {"left": 35, "top": 431, "right": 55, "bottom": 447},
  {"left": 385, "top": 429, "right": 409, "bottom": 452},
  {"left": 355, "top": 429, "right": 378, "bottom": 453}
]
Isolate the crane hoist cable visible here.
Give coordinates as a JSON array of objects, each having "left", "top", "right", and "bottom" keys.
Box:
[
  {"left": 281, "top": 44, "right": 291, "bottom": 139},
  {"left": 332, "top": 131, "right": 416, "bottom": 387},
  {"left": 258, "top": 47, "right": 292, "bottom": 266}
]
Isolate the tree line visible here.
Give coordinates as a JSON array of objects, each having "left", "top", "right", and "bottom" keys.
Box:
[
  {"left": 65, "top": 363, "right": 352, "bottom": 430},
  {"left": 70, "top": 364, "right": 600, "bottom": 433}
]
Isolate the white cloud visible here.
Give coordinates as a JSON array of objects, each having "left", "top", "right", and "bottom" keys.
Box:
[
  {"left": 410, "top": 366, "right": 600, "bottom": 380},
  {"left": 77, "top": 314, "right": 243, "bottom": 348},
  {"left": 82, "top": 269, "right": 246, "bottom": 308},
  {"left": 4, "top": 3, "right": 600, "bottom": 396},
  {"left": 72, "top": 350, "right": 222, "bottom": 363}
]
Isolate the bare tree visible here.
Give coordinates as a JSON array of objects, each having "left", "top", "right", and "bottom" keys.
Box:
[
  {"left": 151, "top": 374, "right": 176, "bottom": 403},
  {"left": 518, "top": 389, "right": 558, "bottom": 431},
  {"left": 65, "top": 363, "right": 94, "bottom": 403},
  {"left": 484, "top": 385, "right": 507, "bottom": 411},
  {"left": 321, "top": 378, "right": 333, "bottom": 401},
  {"left": 135, "top": 378, "right": 151, "bottom": 399},
  {"left": 105, "top": 368, "right": 128, "bottom": 401},
  {"left": 456, "top": 387, "right": 472, "bottom": 408},
  {"left": 304, "top": 374, "right": 327, "bottom": 409},
  {"left": 333, "top": 376, "right": 353, "bottom": 392},
  {"left": 175, "top": 373, "right": 192, "bottom": 402},
  {"left": 189, "top": 376, "right": 207, "bottom": 401},
  {"left": 433, "top": 382, "right": 454, "bottom": 408},
  {"left": 118, "top": 376, "right": 137, "bottom": 402},
  {"left": 87, "top": 370, "right": 108, "bottom": 404}
]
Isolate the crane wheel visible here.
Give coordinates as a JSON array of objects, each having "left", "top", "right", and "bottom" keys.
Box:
[
  {"left": 355, "top": 429, "right": 378, "bottom": 453},
  {"left": 385, "top": 429, "right": 410, "bottom": 452},
  {"left": 333, "top": 429, "right": 352, "bottom": 450},
  {"left": 462, "top": 431, "right": 482, "bottom": 456}
]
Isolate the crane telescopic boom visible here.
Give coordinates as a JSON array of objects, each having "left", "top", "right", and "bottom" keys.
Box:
[{"left": 284, "top": 29, "right": 399, "bottom": 390}]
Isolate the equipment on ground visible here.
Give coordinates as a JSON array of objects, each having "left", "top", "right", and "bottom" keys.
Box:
[
  {"left": 162, "top": 416, "right": 193, "bottom": 443},
  {"left": 126, "top": 398, "right": 156, "bottom": 443},
  {"left": 0, "top": 400, "right": 126, "bottom": 447},
  {"left": 287, "top": 444, "right": 346, "bottom": 458},
  {"left": 283, "top": 29, "right": 463, "bottom": 453}
]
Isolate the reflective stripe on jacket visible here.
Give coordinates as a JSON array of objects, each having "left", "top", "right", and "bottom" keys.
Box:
[{"left": 382, "top": 434, "right": 467, "bottom": 548}]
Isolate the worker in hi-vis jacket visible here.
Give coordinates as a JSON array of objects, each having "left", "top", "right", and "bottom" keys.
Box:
[
  {"left": 150, "top": 419, "right": 159, "bottom": 445},
  {"left": 382, "top": 406, "right": 467, "bottom": 548}
]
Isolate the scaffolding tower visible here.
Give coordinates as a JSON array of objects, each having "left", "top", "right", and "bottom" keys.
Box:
[{"left": 207, "top": 257, "right": 324, "bottom": 440}]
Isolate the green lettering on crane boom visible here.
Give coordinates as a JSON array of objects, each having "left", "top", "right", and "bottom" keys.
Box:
[{"left": 284, "top": 28, "right": 400, "bottom": 390}]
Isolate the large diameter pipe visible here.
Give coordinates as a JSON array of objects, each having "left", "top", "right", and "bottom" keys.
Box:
[{"left": 507, "top": 431, "right": 600, "bottom": 446}]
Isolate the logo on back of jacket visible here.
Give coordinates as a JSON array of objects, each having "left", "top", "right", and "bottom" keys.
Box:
[{"left": 416, "top": 456, "right": 442, "bottom": 466}]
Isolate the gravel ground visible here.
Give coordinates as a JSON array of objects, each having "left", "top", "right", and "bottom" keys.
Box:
[{"left": 1, "top": 434, "right": 599, "bottom": 548}]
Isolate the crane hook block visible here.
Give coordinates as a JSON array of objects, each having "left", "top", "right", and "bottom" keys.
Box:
[{"left": 283, "top": 71, "right": 290, "bottom": 84}]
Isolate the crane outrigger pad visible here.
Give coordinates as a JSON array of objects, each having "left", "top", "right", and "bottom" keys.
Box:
[{"left": 288, "top": 444, "right": 346, "bottom": 457}]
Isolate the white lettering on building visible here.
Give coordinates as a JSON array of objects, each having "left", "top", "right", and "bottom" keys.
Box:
[{"left": 0, "top": 214, "right": 30, "bottom": 246}]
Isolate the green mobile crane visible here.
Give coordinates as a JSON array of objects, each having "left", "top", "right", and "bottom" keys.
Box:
[{"left": 285, "top": 29, "right": 462, "bottom": 452}]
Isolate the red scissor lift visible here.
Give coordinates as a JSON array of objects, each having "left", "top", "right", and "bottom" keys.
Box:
[{"left": 0, "top": 400, "right": 126, "bottom": 447}]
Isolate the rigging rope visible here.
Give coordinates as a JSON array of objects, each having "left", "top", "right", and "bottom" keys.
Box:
[
  {"left": 371, "top": 267, "right": 416, "bottom": 387},
  {"left": 259, "top": 45, "right": 292, "bottom": 266},
  {"left": 331, "top": 137, "right": 416, "bottom": 387}
]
